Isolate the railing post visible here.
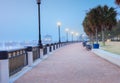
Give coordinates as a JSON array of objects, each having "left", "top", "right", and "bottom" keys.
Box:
[
  {"left": 40, "top": 47, "right": 43, "bottom": 59},
  {"left": 57, "top": 43, "right": 59, "bottom": 48},
  {"left": 55, "top": 43, "right": 57, "bottom": 49},
  {"left": 0, "top": 51, "right": 9, "bottom": 83},
  {"left": 54, "top": 43, "right": 56, "bottom": 50},
  {"left": 46, "top": 44, "right": 50, "bottom": 54},
  {"left": 26, "top": 47, "right": 33, "bottom": 67},
  {"left": 51, "top": 44, "right": 53, "bottom": 51},
  {"left": 53, "top": 43, "right": 55, "bottom": 50}
]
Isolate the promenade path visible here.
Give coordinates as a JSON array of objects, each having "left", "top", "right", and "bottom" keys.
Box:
[{"left": 15, "top": 43, "right": 120, "bottom": 83}]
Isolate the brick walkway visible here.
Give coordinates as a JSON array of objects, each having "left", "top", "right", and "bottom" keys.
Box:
[{"left": 15, "top": 43, "right": 120, "bottom": 83}]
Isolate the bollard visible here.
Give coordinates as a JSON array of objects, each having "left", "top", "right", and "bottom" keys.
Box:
[
  {"left": 0, "top": 51, "right": 9, "bottom": 83},
  {"left": 26, "top": 47, "right": 33, "bottom": 67}
]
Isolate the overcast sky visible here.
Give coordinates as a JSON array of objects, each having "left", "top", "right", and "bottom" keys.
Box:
[{"left": 0, "top": 0, "right": 117, "bottom": 42}]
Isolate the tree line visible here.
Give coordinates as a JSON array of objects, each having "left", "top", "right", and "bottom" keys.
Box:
[{"left": 82, "top": 5, "right": 117, "bottom": 46}]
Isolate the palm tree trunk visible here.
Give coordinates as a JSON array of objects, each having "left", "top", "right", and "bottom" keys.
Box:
[
  {"left": 89, "top": 34, "right": 92, "bottom": 44},
  {"left": 91, "top": 34, "right": 94, "bottom": 45},
  {"left": 95, "top": 28, "right": 98, "bottom": 44},
  {"left": 102, "top": 26, "right": 105, "bottom": 46}
]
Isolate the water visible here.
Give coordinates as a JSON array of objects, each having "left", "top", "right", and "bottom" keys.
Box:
[
  {"left": 0, "top": 40, "right": 38, "bottom": 51},
  {"left": 0, "top": 40, "right": 57, "bottom": 51}
]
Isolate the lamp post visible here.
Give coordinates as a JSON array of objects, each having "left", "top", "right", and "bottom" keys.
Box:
[
  {"left": 37, "top": 0, "right": 42, "bottom": 47},
  {"left": 57, "top": 22, "right": 61, "bottom": 43},
  {"left": 65, "top": 28, "right": 69, "bottom": 42}
]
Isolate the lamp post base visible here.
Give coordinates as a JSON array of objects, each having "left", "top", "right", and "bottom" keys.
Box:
[{"left": 38, "top": 43, "right": 43, "bottom": 48}]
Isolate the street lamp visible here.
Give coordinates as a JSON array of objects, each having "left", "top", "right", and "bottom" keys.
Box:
[
  {"left": 65, "top": 28, "right": 69, "bottom": 42},
  {"left": 57, "top": 22, "right": 61, "bottom": 43},
  {"left": 37, "top": 0, "right": 42, "bottom": 47}
]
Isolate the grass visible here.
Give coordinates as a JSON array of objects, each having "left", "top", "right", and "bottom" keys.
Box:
[{"left": 99, "top": 41, "right": 120, "bottom": 55}]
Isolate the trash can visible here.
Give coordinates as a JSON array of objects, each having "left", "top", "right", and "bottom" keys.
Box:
[{"left": 93, "top": 43, "right": 99, "bottom": 49}]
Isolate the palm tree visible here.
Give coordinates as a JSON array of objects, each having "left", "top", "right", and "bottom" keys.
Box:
[
  {"left": 87, "top": 8, "right": 101, "bottom": 44},
  {"left": 83, "top": 5, "right": 117, "bottom": 46},
  {"left": 96, "top": 5, "right": 117, "bottom": 46},
  {"left": 115, "top": 0, "right": 120, "bottom": 5}
]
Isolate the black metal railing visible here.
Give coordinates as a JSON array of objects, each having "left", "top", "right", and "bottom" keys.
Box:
[
  {"left": 8, "top": 48, "right": 27, "bottom": 76},
  {"left": 32, "top": 46, "right": 40, "bottom": 61},
  {"left": 43, "top": 45, "right": 47, "bottom": 55},
  {"left": 0, "top": 41, "right": 73, "bottom": 77}
]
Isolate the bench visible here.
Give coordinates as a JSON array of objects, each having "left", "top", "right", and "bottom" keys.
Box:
[{"left": 86, "top": 44, "right": 92, "bottom": 51}]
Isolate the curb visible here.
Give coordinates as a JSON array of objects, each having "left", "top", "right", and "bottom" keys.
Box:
[{"left": 92, "top": 49, "right": 120, "bottom": 67}]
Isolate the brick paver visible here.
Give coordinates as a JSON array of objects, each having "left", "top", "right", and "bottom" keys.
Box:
[{"left": 15, "top": 43, "right": 120, "bottom": 83}]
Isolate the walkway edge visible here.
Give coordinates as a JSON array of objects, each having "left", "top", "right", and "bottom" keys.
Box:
[{"left": 92, "top": 49, "right": 120, "bottom": 67}]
